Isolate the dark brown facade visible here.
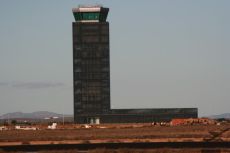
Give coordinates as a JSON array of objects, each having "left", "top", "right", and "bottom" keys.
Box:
[{"left": 73, "top": 22, "right": 110, "bottom": 123}]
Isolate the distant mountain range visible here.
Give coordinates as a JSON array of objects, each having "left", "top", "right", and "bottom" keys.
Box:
[
  {"left": 208, "top": 113, "right": 230, "bottom": 119},
  {"left": 0, "top": 111, "right": 72, "bottom": 119},
  {"left": 0, "top": 111, "right": 229, "bottom": 120}
]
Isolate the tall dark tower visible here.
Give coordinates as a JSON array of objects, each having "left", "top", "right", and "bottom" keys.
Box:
[
  {"left": 72, "top": 6, "right": 198, "bottom": 124},
  {"left": 72, "top": 6, "right": 110, "bottom": 123}
]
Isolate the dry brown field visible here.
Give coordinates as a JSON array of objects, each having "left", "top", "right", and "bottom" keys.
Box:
[
  {"left": 0, "top": 124, "right": 229, "bottom": 143},
  {"left": 1, "top": 148, "right": 230, "bottom": 153},
  {"left": 0, "top": 124, "right": 229, "bottom": 153}
]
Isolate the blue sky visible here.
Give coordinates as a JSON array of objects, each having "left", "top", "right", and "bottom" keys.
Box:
[{"left": 0, "top": 0, "right": 229, "bottom": 116}]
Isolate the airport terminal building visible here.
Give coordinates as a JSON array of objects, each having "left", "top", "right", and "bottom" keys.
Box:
[{"left": 72, "top": 6, "right": 198, "bottom": 124}]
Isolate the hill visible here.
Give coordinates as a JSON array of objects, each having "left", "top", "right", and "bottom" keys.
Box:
[
  {"left": 0, "top": 111, "right": 72, "bottom": 119},
  {"left": 208, "top": 113, "right": 230, "bottom": 119}
]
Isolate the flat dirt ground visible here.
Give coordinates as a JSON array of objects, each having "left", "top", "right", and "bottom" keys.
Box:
[
  {"left": 0, "top": 124, "right": 230, "bottom": 153},
  {"left": 0, "top": 124, "right": 229, "bottom": 143},
  {"left": 1, "top": 148, "right": 230, "bottom": 153},
  {"left": 44, "top": 148, "right": 230, "bottom": 153}
]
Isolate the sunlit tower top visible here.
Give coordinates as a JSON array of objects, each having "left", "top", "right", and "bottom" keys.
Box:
[{"left": 72, "top": 5, "right": 109, "bottom": 22}]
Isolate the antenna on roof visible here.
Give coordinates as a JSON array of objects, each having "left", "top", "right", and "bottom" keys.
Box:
[{"left": 78, "top": 4, "right": 103, "bottom": 8}]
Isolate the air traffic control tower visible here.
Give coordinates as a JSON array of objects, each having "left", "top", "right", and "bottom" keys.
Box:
[
  {"left": 72, "top": 6, "right": 198, "bottom": 124},
  {"left": 72, "top": 6, "right": 110, "bottom": 123}
]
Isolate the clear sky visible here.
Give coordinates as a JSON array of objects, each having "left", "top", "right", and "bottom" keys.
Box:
[{"left": 0, "top": 0, "right": 229, "bottom": 117}]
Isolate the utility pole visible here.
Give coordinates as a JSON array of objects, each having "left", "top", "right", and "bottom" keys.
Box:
[
  {"left": 62, "top": 113, "right": 64, "bottom": 125},
  {"left": 7, "top": 114, "right": 10, "bottom": 125}
]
